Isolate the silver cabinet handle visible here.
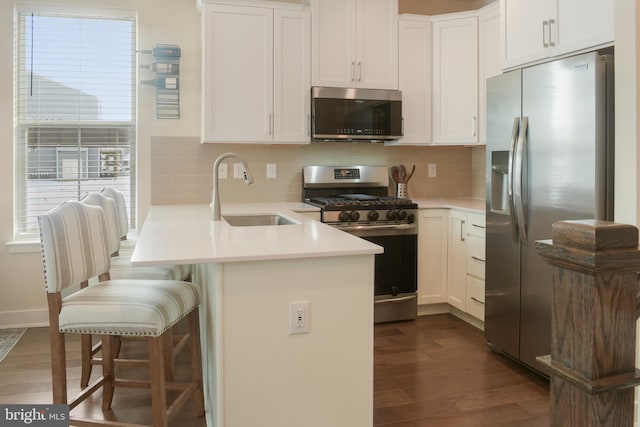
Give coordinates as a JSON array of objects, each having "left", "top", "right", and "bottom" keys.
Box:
[
  {"left": 472, "top": 116, "right": 477, "bottom": 137},
  {"left": 548, "top": 19, "right": 556, "bottom": 47},
  {"left": 460, "top": 220, "right": 466, "bottom": 242},
  {"left": 307, "top": 114, "right": 310, "bottom": 136},
  {"left": 351, "top": 61, "right": 355, "bottom": 82},
  {"left": 268, "top": 113, "right": 273, "bottom": 135},
  {"left": 472, "top": 224, "right": 485, "bottom": 229},
  {"left": 471, "top": 256, "right": 485, "bottom": 263},
  {"left": 358, "top": 61, "right": 362, "bottom": 82},
  {"left": 542, "top": 20, "right": 549, "bottom": 47},
  {"left": 471, "top": 297, "right": 485, "bottom": 305}
]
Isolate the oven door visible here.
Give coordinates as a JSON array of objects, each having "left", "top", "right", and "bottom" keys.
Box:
[{"left": 339, "top": 223, "right": 418, "bottom": 323}]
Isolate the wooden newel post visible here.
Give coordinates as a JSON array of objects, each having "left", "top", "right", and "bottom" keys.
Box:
[{"left": 535, "top": 220, "right": 640, "bottom": 426}]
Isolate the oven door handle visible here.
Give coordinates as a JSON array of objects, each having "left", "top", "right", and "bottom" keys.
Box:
[
  {"left": 374, "top": 295, "right": 417, "bottom": 304},
  {"left": 334, "top": 223, "right": 418, "bottom": 233}
]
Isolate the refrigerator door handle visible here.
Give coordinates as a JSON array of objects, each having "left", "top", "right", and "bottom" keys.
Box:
[
  {"left": 513, "top": 116, "right": 528, "bottom": 243},
  {"left": 507, "top": 117, "right": 520, "bottom": 242}
]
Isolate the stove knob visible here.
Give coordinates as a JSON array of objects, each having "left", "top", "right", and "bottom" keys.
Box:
[
  {"left": 367, "top": 210, "right": 379, "bottom": 221},
  {"left": 350, "top": 211, "right": 360, "bottom": 221},
  {"left": 386, "top": 209, "right": 398, "bottom": 221},
  {"left": 397, "top": 209, "right": 407, "bottom": 220},
  {"left": 338, "top": 210, "right": 351, "bottom": 222},
  {"left": 407, "top": 213, "right": 416, "bottom": 223}
]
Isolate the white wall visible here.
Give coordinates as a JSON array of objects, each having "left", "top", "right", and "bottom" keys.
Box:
[
  {"left": 0, "top": 0, "right": 201, "bottom": 327},
  {"left": 615, "top": 0, "right": 640, "bottom": 227}
]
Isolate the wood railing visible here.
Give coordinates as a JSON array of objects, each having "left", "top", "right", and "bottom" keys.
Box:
[{"left": 535, "top": 219, "right": 640, "bottom": 426}]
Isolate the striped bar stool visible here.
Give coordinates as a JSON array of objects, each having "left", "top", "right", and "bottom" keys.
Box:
[
  {"left": 38, "top": 200, "right": 204, "bottom": 427},
  {"left": 101, "top": 187, "right": 192, "bottom": 281},
  {"left": 80, "top": 193, "right": 189, "bottom": 386}
]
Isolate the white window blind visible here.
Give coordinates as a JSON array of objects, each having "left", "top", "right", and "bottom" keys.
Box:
[{"left": 14, "top": 9, "right": 136, "bottom": 240}]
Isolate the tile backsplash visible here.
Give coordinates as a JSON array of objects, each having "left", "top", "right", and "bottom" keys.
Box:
[{"left": 150, "top": 137, "right": 486, "bottom": 205}]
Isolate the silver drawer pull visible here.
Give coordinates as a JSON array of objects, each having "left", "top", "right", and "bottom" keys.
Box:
[
  {"left": 471, "top": 297, "right": 485, "bottom": 305},
  {"left": 472, "top": 224, "right": 485, "bottom": 229},
  {"left": 471, "top": 256, "right": 485, "bottom": 263}
]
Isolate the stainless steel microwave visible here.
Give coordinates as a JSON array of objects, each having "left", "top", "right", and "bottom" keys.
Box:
[{"left": 311, "top": 87, "right": 403, "bottom": 142}]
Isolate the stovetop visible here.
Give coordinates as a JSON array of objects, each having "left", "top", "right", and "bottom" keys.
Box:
[
  {"left": 302, "top": 166, "right": 417, "bottom": 225},
  {"left": 305, "top": 194, "right": 417, "bottom": 224},
  {"left": 308, "top": 195, "right": 416, "bottom": 209}
]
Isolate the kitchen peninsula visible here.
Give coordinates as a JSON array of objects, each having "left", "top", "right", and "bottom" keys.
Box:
[{"left": 131, "top": 203, "right": 382, "bottom": 427}]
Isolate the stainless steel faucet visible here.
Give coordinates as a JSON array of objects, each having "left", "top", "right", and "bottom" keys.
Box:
[{"left": 211, "top": 152, "right": 254, "bottom": 221}]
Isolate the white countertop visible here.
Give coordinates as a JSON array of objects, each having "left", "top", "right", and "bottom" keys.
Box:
[
  {"left": 130, "top": 203, "right": 382, "bottom": 266},
  {"left": 413, "top": 198, "right": 485, "bottom": 214}
]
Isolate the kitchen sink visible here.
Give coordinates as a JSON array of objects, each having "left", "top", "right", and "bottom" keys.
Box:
[{"left": 223, "top": 214, "right": 298, "bottom": 227}]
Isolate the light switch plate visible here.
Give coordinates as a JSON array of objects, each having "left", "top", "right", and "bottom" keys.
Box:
[
  {"left": 218, "top": 163, "right": 228, "bottom": 179},
  {"left": 233, "top": 163, "right": 244, "bottom": 179},
  {"left": 266, "top": 163, "right": 277, "bottom": 179}
]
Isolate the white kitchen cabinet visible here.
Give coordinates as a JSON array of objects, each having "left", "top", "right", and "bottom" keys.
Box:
[
  {"left": 202, "top": 2, "right": 310, "bottom": 143},
  {"left": 391, "top": 14, "right": 431, "bottom": 146},
  {"left": 500, "top": 0, "right": 613, "bottom": 70},
  {"left": 478, "top": 3, "right": 500, "bottom": 144},
  {"left": 311, "top": 0, "right": 398, "bottom": 89},
  {"left": 447, "top": 210, "right": 486, "bottom": 318},
  {"left": 446, "top": 209, "right": 467, "bottom": 310},
  {"left": 419, "top": 207, "right": 486, "bottom": 322},
  {"left": 465, "top": 212, "right": 485, "bottom": 321},
  {"left": 417, "top": 209, "right": 448, "bottom": 305},
  {"left": 432, "top": 13, "right": 478, "bottom": 145}
]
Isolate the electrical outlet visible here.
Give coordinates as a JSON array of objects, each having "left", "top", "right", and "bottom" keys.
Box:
[
  {"left": 266, "top": 163, "right": 277, "bottom": 179},
  {"left": 428, "top": 163, "right": 437, "bottom": 178},
  {"left": 289, "top": 301, "right": 309, "bottom": 334},
  {"left": 218, "top": 163, "right": 228, "bottom": 179},
  {"left": 233, "top": 163, "right": 244, "bottom": 179}
]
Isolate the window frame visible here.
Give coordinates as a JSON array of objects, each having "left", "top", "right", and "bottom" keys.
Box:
[{"left": 12, "top": 5, "right": 138, "bottom": 242}]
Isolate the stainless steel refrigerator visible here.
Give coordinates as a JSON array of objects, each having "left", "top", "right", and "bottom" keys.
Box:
[{"left": 484, "top": 51, "right": 614, "bottom": 374}]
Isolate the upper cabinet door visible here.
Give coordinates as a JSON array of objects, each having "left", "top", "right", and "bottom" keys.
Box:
[
  {"left": 311, "top": 0, "right": 357, "bottom": 88},
  {"left": 393, "top": 15, "right": 431, "bottom": 145},
  {"left": 500, "top": 0, "right": 551, "bottom": 70},
  {"left": 311, "top": 0, "right": 398, "bottom": 89},
  {"left": 554, "top": 0, "right": 614, "bottom": 58},
  {"left": 478, "top": 4, "right": 500, "bottom": 144},
  {"left": 356, "top": 0, "right": 398, "bottom": 89},
  {"left": 202, "top": 4, "right": 273, "bottom": 142},
  {"left": 501, "top": 0, "right": 613, "bottom": 70},
  {"left": 273, "top": 9, "right": 311, "bottom": 143},
  {"left": 432, "top": 15, "right": 478, "bottom": 145},
  {"left": 202, "top": 2, "right": 310, "bottom": 144}
]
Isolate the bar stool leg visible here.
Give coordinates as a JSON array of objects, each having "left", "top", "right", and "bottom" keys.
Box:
[{"left": 148, "top": 336, "right": 168, "bottom": 427}]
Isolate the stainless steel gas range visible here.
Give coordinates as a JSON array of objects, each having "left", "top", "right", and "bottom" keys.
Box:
[{"left": 303, "top": 165, "right": 418, "bottom": 323}]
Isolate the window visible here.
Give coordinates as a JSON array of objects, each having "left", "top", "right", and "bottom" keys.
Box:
[{"left": 14, "top": 8, "right": 136, "bottom": 240}]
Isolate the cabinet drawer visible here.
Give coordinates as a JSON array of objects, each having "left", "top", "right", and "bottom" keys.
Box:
[
  {"left": 466, "top": 235, "right": 485, "bottom": 279},
  {"left": 466, "top": 275, "right": 484, "bottom": 321},
  {"left": 467, "top": 213, "right": 485, "bottom": 238}
]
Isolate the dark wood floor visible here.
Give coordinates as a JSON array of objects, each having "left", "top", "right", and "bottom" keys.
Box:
[
  {"left": 0, "top": 314, "right": 549, "bottom": 426},
  {"left": 374, "top": 314, "right": 549, "bottom": 426}
]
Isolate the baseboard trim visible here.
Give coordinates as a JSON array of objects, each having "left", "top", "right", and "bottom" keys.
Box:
[
  {"left": 0, "top": 309, "right": 49, "bottom": 328},
  {"left": 418, "top": 303, "right": 485, "bottom": 331}
]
